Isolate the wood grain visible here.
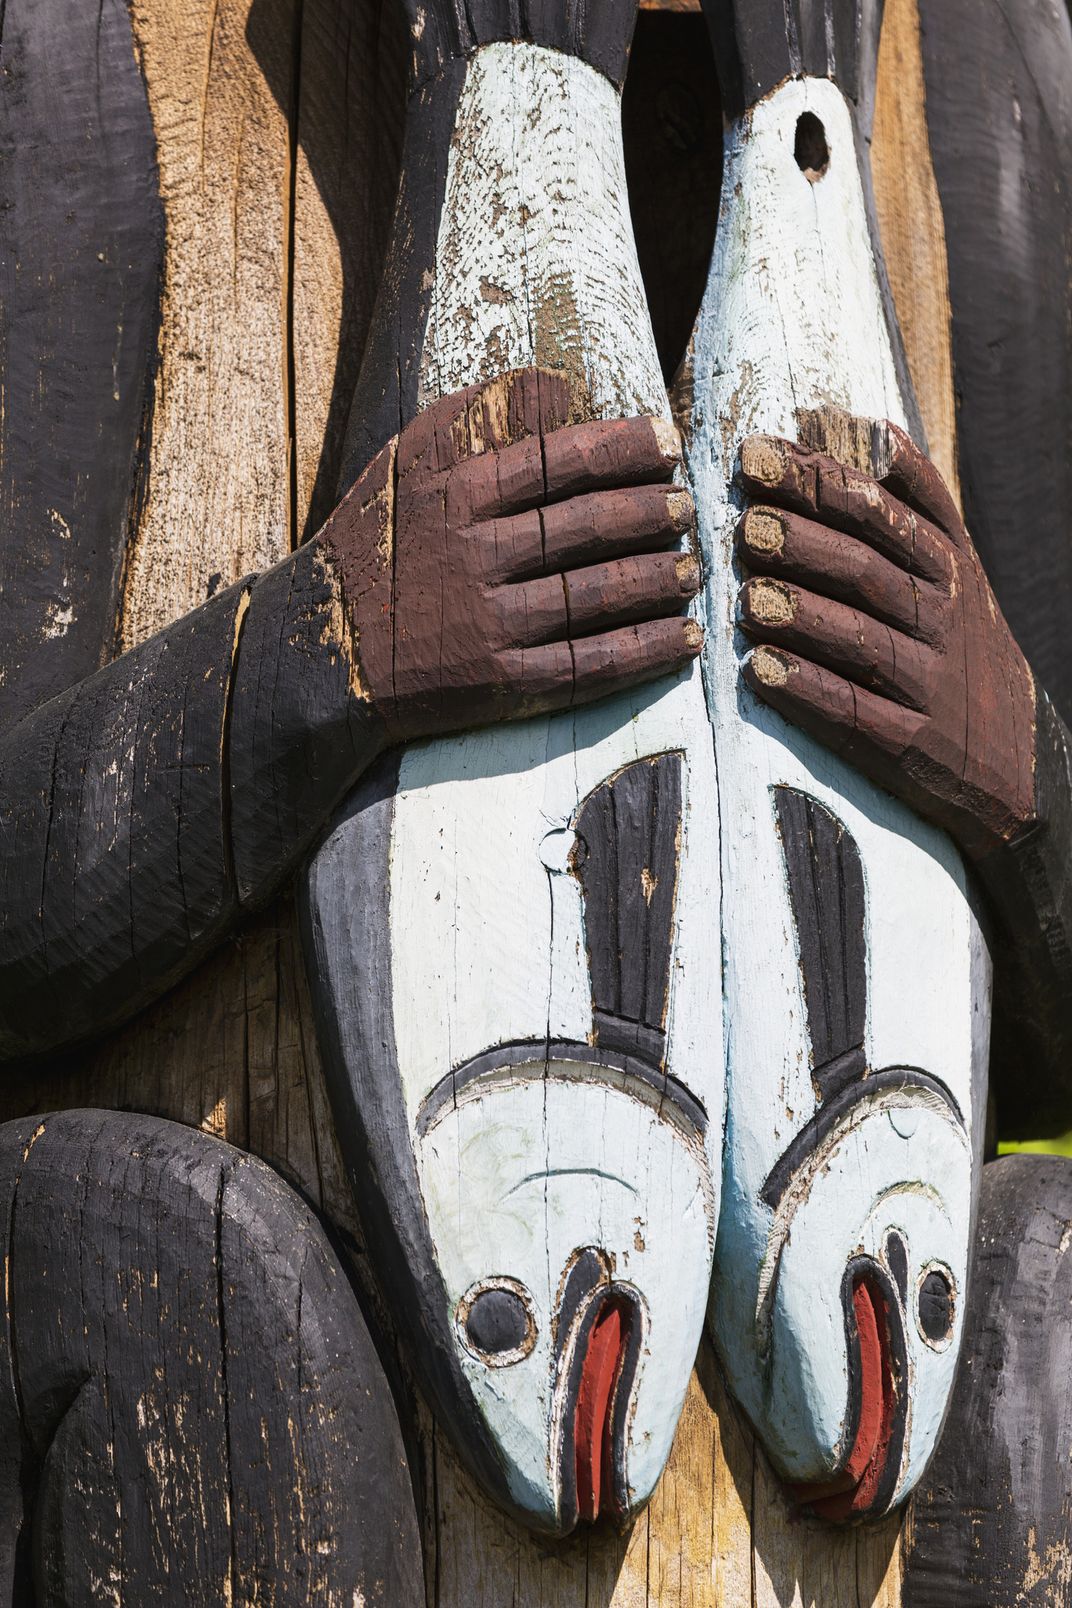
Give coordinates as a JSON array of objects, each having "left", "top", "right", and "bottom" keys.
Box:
[
  {"left": 870, "top": 0, "right": 959, "bottom": 503},
  {"left": 0, "top": 0, "right": 967, "bottom": 1596},
  {"left": 0, "top": 1109, "right": 422, "bottom": 1605},
  {"left": 0, "top": 0, "right": 163, "bottom": 734},
  {"left": 118, "top": 0, "right": 295, "bottom": 649},
  {"left": 903, "top": 1155, "right": 1072, "bottom": 1606}
]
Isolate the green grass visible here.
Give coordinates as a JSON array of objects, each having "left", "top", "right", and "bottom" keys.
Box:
[{"left": 998, "top": 1132, "right": 1072, "bottom": 1158}]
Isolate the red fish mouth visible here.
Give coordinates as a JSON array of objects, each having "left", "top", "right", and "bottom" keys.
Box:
[
  {"left": 558, "top": 1286, "right": 640, "bottom": 1528},
  {"left": 790, "top": 1267, "right": 903, "bottom": 1521}
]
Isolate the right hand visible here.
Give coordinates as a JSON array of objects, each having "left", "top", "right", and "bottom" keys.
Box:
[{"left": 319, "top": 368, "right": 702, "bottom": 746}]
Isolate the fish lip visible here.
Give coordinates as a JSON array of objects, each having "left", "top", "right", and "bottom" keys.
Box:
[
  {"left": 553, "top": 1278, "right": 646, "bottom": 1533},
  {"left": 790, "top": 1257, "right": 908, "bottom": 1522}
]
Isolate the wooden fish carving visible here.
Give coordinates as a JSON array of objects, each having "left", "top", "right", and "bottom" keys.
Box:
[
  {"left": 682, "top": 0, "right": 990, "bottom": 1518},
  {"left": 303, "top": 3, "right": 722, "bottom": 1535}
]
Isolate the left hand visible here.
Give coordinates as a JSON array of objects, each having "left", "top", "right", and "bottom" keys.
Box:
[{"left": 734, "top": 420, "right": 1037, "bottom": 860}]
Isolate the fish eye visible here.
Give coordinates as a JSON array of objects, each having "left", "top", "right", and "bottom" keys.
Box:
[
  {"left": 457, "top": 1278, "right": 537, "bottom": 1366},
  {"left": 917, "top": 1265, "right": 956, "bottom": 1348}
]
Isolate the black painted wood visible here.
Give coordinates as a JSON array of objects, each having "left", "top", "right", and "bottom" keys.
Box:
[
  {"left": 228, "top": 540, "right": 382, "bottom": 905},
  {"left": 903, "top": 1153, "right": 1072, "bottom": 1606},
  {"left": 981, "top": 692, "right": 1072, "bottom": 1137},
  {"left": 0, "top": 1109, "right": 422, "bottom": 1605},
  {"left": 0, "top": 0, "right": 163, "bottom": 736},
  {"left": 775, "top": 787, "right": 867, "bottom": 1100},
  {"left": 574, "top": 754, "right": 683, "bottom": 1069},
  {"left": 405, "top": 0, "right": 638, "bottom": 94},
  {"left": 0, "top": 547, "right": 382, "bottom": 1065},
  {"left": 700, "top": 0, "right": 885, "bottom": 121},
  {"left": 919, "top": 0, "right": 1072, "bottom": 731}
]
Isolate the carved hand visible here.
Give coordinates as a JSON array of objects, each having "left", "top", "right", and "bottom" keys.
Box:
[
  {"left": 735, "top": 421, "right": 1037, "bottom": 859},
  {"left": 321, "top": 369, "right": 702, "bottom": 747}
]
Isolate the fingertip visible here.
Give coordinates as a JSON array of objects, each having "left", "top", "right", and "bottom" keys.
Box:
[
  {"left": 667, "top": 488, "right": 695, "bottom": 532},
  {"left": 738, "top": 507, "right": 786, "bottom": 558},
  {"left": 743, "top": 644, "right": 792, "bottom": 690},
  {"left": 739, "top": 576, "right": 797, "bottom": 629},
  {"left": 739, "top": 436, "right": 790, "bottom": 489},
  {"left": 651, "top": 416, "right": 683, "bottom": 464},
  {"left": 676, "top": 554, "right": 702, "bottom": 596}
]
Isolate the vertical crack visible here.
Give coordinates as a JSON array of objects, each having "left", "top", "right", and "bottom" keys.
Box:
[{"left": 285, "top": 0, "right": 305, "bottom": 553}]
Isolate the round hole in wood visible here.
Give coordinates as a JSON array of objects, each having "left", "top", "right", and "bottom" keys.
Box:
[{"left": 794, "top": 111, "right": 830, "bottom": 181}]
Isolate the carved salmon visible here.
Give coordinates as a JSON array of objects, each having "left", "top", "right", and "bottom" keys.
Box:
[
  {"left": 681, "top": 0, "right": 989, "bottom": 1515},
  {"left": 303, "top": 19, "right": 722, "bottom": 1534}
]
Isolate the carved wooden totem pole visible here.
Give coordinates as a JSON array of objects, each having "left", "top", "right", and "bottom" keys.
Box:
[{"left": 0, "top": 0, "right": 1071, "bottom": 1602}]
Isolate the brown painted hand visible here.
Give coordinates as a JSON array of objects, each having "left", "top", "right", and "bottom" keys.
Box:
[
  {"left": 319, "top": 368, "right": 701, "bottom": 747},
  {"left": 735, "top": 420, "right": 1037, "bottom": 860}
]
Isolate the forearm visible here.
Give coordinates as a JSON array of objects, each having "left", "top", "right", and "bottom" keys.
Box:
[
  {"left": 976, "top": 687, "right": 1072, "bottom": 1136},
  {"left": 0, "top": 540, "right": 380, "bottom": 1063}
]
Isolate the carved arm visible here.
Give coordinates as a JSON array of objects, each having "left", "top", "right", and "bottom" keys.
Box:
[{"left": 0, "top": 380, "right": 696, "bottom": 1064}]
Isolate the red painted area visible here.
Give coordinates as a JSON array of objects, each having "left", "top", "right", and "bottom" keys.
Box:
[
  {"left": 790, "top": 1276, "right": 897, "bottom": 1521},
  {"left": 573, "top": 1301, "right": 628, "bottom": 1523}
]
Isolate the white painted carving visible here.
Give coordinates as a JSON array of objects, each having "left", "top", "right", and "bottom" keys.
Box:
[
  {"left": 328, "top": 43, "right": 723, "bottom": 1532},
  {"left": 682, "top": 76, "right": 990, "bottom": 1508}
]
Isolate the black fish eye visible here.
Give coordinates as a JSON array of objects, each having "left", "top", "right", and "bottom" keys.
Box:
[
  {"left": 917, "top": 1266, "right": 955, "bottom": 1347},
  {"left": 458, "top": 1280, "right": 537, "bottom": 1365}
]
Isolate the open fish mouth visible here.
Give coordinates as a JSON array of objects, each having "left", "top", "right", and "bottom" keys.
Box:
[
  {"left": 551, "top": 1251, "right": 645, "bottom": 1529},
  {"left": 790, "top": 1258, "right": 907, "bottom": 1521}
]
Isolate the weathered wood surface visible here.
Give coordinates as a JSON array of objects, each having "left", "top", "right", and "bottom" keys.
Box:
[
  {"left": 680, "top": 0, "right": 986, "bottom": 1515},
  {"left": 304, "top": 12, "right": 722, "bottom": 1534},
  {"left": 0, "top": 0, "right": 1062, "bottom": 1599},
  {"left": 0, "top": 0, "right": 163, "bottom": 733},
  {"left": 903, "top": 1155, "right": 1072, "bottom": 1607},
  {"left": 0, "top": 1109, "right": 422, "bottom": 1605}
]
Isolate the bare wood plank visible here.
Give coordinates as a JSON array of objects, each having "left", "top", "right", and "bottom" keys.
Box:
[
  {"left": 119, "top": 0, "right": 295, "bottom": 650},
  {"left": 870, "top": 0, "right": 960, "bottom": 502}
]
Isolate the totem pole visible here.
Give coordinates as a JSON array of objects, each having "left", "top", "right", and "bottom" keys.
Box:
[{"left": 0, "top": 0, "right": 1071, "bottom": 1602}]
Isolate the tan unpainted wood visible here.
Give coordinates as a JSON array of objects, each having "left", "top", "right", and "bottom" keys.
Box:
[
  {"left": 871, "top": 0, "right": 961, "bottom": 504},
  {"left": 428, "top": 1338, "right": 901, "bottom": 1607},
  {"left": 118, "top": 0, "right": 296, "bottom": 651}
]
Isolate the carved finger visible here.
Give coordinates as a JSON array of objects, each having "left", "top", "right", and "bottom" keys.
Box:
[
  {"left": 738, "top": 577, "right": 933, "bottom": 711},
  {"left": 460, "top": 415, "right": 682, "bottom": 521},
  {"left": 742, "top": 646, "right": 925, "bottom": 774},
  {"left": 498, "top": 617, "right": 702, "bottom": 716},
  {"left": 871, "top": 419, "right": 964, "bottom": 544},
  {"left": 565, "top": 551, "right": 701, "bottom": 635},
  {"left": 739, "top": 437, "right": 952, "bottom": 587},
  {"left": 567, "top": 617, "right": 703, "bottom": 705},
  {"left": 484, "top": 485, "right": 695, "bottom": 583},
  {"left": 737, "top": 506, "right": 938, "bottom": 641},
  {"left": 498, "top": 552, "right": 700, "bottom": 646}
]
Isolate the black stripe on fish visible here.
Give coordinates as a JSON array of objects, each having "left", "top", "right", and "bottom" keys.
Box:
[
  {"left": 774, "top": 785, "right": 868, "bottom": 1104},
  {"left": 573, "top": 753, "right": 684, "bottom": 1075}
]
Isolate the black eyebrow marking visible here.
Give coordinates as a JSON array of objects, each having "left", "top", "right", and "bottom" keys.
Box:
[{"left": 415, "top": 1038, "right": 708, "bottom": 1140}]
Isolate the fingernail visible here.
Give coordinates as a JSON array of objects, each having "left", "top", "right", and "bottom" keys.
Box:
[
  {"left": 652, "top": 418, "right": 682, "bottom": 460},
  {"left": 676, "top": 554, "right": 701, "bottom": 593},
  {"left": 683, "top": 619, "right": 704, "bottom": 651},
  {"left": 667, "top": 488, "right": 694, "bottom": 528},
  {"left": 745, "top": 577, "right": 796, "bottom": 625},
  {"left": 749, "top": 646, "right": 790, "bottom": 687},
  {"left": 740, "top": 437, "right": 788, "bottom": 487},
  {"left": 741, "top": 508, "right": 784, "bottom": 554}
]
